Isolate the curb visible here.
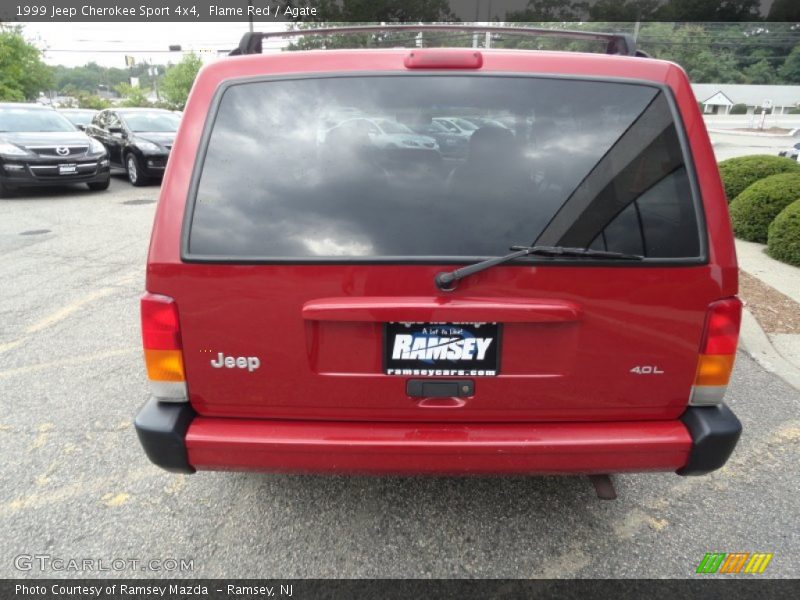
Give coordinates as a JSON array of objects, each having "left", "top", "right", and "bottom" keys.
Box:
[
  {"left": 739, "top": 309, "right": 800, "bottom": 391},
  {"left": 706, "top": 127, "right": 798, "bottom": 138}
]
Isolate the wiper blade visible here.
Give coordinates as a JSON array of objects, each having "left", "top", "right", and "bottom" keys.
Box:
[
  {"left": 508, "top": 245, "right": 644, "bottom": 259},
  {"left": 435, "top": 245, "right": 643, "bottom": 291}
]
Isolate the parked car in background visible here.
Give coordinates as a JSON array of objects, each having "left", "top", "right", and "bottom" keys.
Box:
[
  {"left": 778, "top": 142, "right": 800, "bottom": 161},
  {"left": 135, "top": 27, "right": 742, "bottom": 497},
  {"left": 433, "top": 116, "right": 480, "bottom": 136},
  {"left": 86, "top": 108, "right": 179, "bottom": 186},
  {"left": 59, "top": 108, "right": 99, "bottom": 131},
  {"left": 462, "top": 116, "right": 510, "bottom": 130},
  {"left": 410, "top": 119, "right": 469, "bottom": 157},
  {"left": 0, "top": 103, "right": 110, "bottom": 198},
  {"left": 322, "top": 117, "right": 438, "bottom": 151}
]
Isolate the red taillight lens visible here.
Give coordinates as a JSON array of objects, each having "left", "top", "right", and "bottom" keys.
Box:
[
  {"left": 141, "top": 293, "right": 182, "bottom": 350},
  {"left": 700, "top": 298, "right": 742, "bottom": 356},
  {"left": 141, "top": 293, "right": 186, "bottom": 400},
  {"left": 691, "top": 297, "right": 742, "bottom": 404}
]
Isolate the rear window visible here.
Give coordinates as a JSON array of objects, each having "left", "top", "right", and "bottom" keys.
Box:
[{"left": 187, "top": 75, "right": 702, "bottom": 261}]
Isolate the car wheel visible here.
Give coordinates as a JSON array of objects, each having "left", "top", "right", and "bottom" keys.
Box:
[
  {"left": 0, "top": 179, "right": 16, "bottom": 199},
  {"left": 126, "top": 153, "right": 150, "bottom": 186},
  {"left": 87, "top": 178, "right": 111, "bottom": 191}
]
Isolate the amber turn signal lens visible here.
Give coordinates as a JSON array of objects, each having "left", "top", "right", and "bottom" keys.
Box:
[
  {"left": 694, "top": 354, "right": 735, "bottom": 387},
  {"left": 144, "top": 349, "right": 185, "bottom": 382}
]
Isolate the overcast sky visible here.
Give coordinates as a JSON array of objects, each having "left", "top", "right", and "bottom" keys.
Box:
[{"left": 19, "top": 22, "right": 291, "bottom": 68}]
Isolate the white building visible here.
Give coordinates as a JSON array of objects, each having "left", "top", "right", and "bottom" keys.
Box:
[{"left": 692, "top": 84, "right": 800, "bottom": 115}]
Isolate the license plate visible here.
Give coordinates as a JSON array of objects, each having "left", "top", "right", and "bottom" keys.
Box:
[
  {"left": 383, "top": 322, "right": 500, "bottom": 376},
  {"left": 58, "top": 164, "right": 77, "bottom": 175}
]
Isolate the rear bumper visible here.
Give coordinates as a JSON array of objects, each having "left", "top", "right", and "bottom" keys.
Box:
[{"left": 134, "top": 399, "right": 741, "bottom": 476}]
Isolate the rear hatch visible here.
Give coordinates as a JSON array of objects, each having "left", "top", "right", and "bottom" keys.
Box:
[{"left": 174, "top": 72, "right": 716, "bottom": 422}]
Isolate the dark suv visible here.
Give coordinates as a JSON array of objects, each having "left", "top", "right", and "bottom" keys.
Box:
[
  {"left": 86, "top": 108, "right": 179, "bottom": 186},
  {"left": 0, "top": 103, "right": 110, "bottom": 198}
]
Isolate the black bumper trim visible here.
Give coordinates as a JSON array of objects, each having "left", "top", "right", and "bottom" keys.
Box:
[
  {"left": 134, "top": 397, "right": 196, "bottom": 474},
  {"left": 677, "top": 404, "right": 742, "bottom": 476},
  {"left": 1, "top": 170, "right": 110, "bottom": 188}
]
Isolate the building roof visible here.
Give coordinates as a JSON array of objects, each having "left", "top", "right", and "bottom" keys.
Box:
[
  {"left": 701, "top": 91, "right": 735, "bottom": 106},
  {"left": 692, "top": 84, "right": 800, "bottom": 107}
]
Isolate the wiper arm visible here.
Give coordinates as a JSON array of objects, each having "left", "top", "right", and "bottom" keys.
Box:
[{"left": 434, "top": 245, "right": 643, "bottom": 291}]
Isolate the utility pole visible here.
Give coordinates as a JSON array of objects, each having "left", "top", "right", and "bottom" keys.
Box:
[
  {"left": 151, "top": 64, "right": 159, "bottom": 102},
  {"left": 248, "top": 0, "right": 254, "bottom": 33},
  {"left": 473, "top": 0, "right": 479, "bottom": 49}
]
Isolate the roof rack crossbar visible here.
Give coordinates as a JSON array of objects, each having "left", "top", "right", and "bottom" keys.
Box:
[{"left": 229, "top": 25, "right": 639, "bottom": 57}]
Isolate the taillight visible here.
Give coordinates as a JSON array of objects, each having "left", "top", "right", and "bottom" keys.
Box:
[
  {"left": 690, "top": 298, "right": 742, "bottom": 405},
  {"left": 141, "top": 293, "right": 186, "bottom": 401}
]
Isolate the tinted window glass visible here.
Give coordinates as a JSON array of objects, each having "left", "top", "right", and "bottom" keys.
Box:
[
  {"left": 188, "top": 76, "right": 701, "bottom": 260},
  {"left": 61, "top": 110, "right": 96, "bottom": 127},
  {"left": 120, "top": 111, "right": 179, "bottom": 132},
  {"left": 0, "top": 108, "right": 76, "bottom": 132}
]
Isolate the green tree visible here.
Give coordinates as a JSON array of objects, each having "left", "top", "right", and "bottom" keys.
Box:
[
  {"left": 54, "top": 63, "right": 116, "bottom": 94},
  {"left": 655, "top": 0, "right": 761, "bottom": 20},
  {"left": 0, "top": 26, "right": 53, "bottom": 101},
  {"left": 743, "top": 58, "right": 776, "bottom": 84},
  {"left": 507, "top": 0, "right": 586, "bottom": 20},
  {"left": 638, "top": 23, "right": 745, "bottom": 82},
  {"left": 74, "top": 92, "right": 111, "bottom": 110},
  {"left": 115, "top": 83, "right": 151, "bottom": 107},
  {"left": 588, "top": 0, "right": 661, "bottom": 20},
  {"left": 52, "top": 64, "right": 101, "bottom": 93},
  {"left": 779, "top": 45, "right": 800, "bottom": 84},
  {"left": 160, "top": 53, "right": 203, "bottom": 110}
]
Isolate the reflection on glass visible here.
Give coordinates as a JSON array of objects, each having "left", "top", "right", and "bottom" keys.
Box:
[{"left": 189, "top": 76, "right": 700, "bottom": 260}]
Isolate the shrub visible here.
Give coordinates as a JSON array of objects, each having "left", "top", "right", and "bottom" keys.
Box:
[
  {"left": 767, "top": 199, "right": 800, "bottom": 266},
  {"left": 717, "top": 154, "right": 800, "bottom": 201},
  {"left": 729, "top": 103, "right": 748, "bottom": 115},
  {"left": 729, "top": 173, "right": 800, "bottom": 243},
  {"left": 788, "top": 107, "right": 800, "bottom": 115}
]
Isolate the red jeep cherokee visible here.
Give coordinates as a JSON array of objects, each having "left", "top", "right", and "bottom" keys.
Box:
[{"left": 135, "top": 26, "right": 742, "bottom": 493}]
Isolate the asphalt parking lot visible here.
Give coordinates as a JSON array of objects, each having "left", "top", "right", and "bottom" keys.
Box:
[{"left": 1, "top": 176, "right": 799, "bottom": 579}]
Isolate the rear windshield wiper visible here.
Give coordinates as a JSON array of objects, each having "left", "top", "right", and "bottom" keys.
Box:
[{"left": 435, "top": 245, "right": 644, "bottom": 291}]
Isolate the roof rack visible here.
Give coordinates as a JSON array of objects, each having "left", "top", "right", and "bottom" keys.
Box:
[{"left": 229, "top": 25, "right": 642, "bottom": 57}]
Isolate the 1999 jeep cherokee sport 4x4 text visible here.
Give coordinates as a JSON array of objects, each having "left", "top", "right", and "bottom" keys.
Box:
[{"left": 135, "top": 26, "right": 742, "bottom": 496}]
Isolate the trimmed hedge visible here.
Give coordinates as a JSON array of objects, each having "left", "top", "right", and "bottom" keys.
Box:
[
  {"left": 729, "top": 103, "right": 748, "bottom": 115},
  {"left": 767, "top": 199, "right": 800, "bottom": 266},
  {"left": 729, "top": 173, "right": 800, "bottom": 243},
  {"left": 718, "top": 154, "right": 800, "bottom": 201}
]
